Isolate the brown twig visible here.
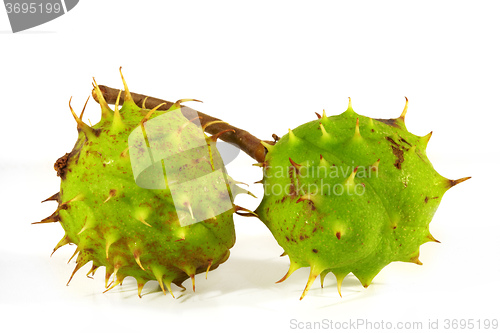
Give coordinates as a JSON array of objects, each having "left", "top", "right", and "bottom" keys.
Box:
[{"left": 92, "top": 85, "right": 272, "bottom": 163}]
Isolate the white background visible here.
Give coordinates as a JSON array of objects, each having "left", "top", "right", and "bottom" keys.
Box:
[{"left": 1, "top": 1, "right": 498, "bottom": 332}]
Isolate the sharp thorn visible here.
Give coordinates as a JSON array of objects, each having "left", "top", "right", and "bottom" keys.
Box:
[
  {"left": 191, "top": 274, "right": 196, "bottom": 292},
  {"left": 202, "top": 120, "right": 226, "bottom": 132},
  {"left": 206, "top": 260, "right": 212, "bottom": 279},
  {"left": 51, "top": 236, "right": 70, "bottom": 257},
  {"left": 41, "top": 192, "right": 60, "bottom": 203},
  {"left": 78, "top": 96, "right": 91, "bottom": 122},
  {"left": 138, "top": 216, "right": 152, "bottom": 227},
  {"left": 133, "top": 250, "right": 145, "bottom": 270},
  {"left": 410, "top": 256, "right": 423, "bottom": 265},
  {"left": 210, "top": 129, "right": 235, "bottom": 142},
  {"left": 447, "top": 176, "right": 471, "bottom": 189},
  {"left": 261, "top": 141, "right": 275, "bottom": 153},
  {"left": 354, "top": 118, "right": 361, "bottom": 137},
  {"left": 140, "top": 102, "right": 167, "bottom": 125},
  {"left": 67, "top": 247, "right": 79, "bottom": 264},
  {"left": 319, "top": 122, "right": 329, "bottom": 137},
  {"left": 289, "top": 157, "right": 302, "bottom": 173},
  {"left": 299, "top": 267, "right": 320, "bottom": 300},
  {"left": 347, "top": 97, "right": 353, "bottom": 111},
  {"left": 276, "top": 262, "right": 300, "bottom": 284},
  {"left": 234, "top": 205, "right": 258, "bottom": 217},
  {"left": 399, "top": 96, "right": 408, "bottom": 121},
  {"left": 67, "top": 261, "right": 84, "bottom": 286},
  {"left": 173, "top": 99, "right": 202, "bottom": 108}
]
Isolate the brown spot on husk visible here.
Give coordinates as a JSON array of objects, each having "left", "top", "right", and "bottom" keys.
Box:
[
  {"left": 391, "top": 146, "right": 404, "bottom": 169},
  {"left": 296, "top": 197, "right": 316, "bottom": 210},
  {"left": 386, "top": 137, "right": 405, "bottom": 169},
  {"left": 374, "top": 118, "right": 401, "bottom": 129},
  {"left": 287, "top": 167, "right": 298, "bottom": 197},
  {"left": 54, "top": 153, "right": 70, "bottom": 179},
  {"left": 400, "top": 137, "right": 412, "bottom": 146},
  {"left": 386, "top": 137, "right": 398, "bottom": 146}
]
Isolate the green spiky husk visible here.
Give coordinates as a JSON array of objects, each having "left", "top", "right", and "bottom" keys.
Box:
[
  {"left": 255, "top": 100, "right": 466, "bottom": 299},
  {"left": 42, "top": 78, "right": 239, "bottom": 297}
]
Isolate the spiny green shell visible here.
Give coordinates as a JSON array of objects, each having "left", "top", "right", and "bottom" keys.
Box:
[
  {"left": 40, "top": 76, "right": 242, "bottom": 297},
  {"left": 255, "top": 100, "right": 468, "bottom": 299}
]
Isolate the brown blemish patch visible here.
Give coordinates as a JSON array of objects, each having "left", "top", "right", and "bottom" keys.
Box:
[
  {"left": 79, "top": 127, "right": 102, "bottom": 137},
  {"left": 399, "top": 137, "right": 412, "bottom": 146},
  {"left": 391, "top": 146, "right": 404, "bottom": 169},
  {"left": 426, "top": 196, "right": 439, "bottom": 203},
  {"left": 54, "top": 153, "right": 70, "bottom": 179},
  {"left": 374, "top": 118, "right": 401, "bottom": 129},
  {"left": 296, "top": 197, "right": 316, "bottom": 211},
  {"left": 287, "top": 167, "right": 298, "bottom": 198},
  {"left": 298, "top": 234, "right": 310, "bottom": 241},
  {"left": 415, "top": 149, "right": 426, "bottom": 163},
  {"left": 312, "top": 249, "right": 318, "bottom": 253},
  {"left": 336, "top": 232, "right": 341, "bottom": 240},
  {"left": 139, "top": 202, "right": 152, "bottom": 209},
  {"left": 386, "top": 136, "right": 405, "bottom": 169},
  {"left": 386, "top": 137, "right": 398, "bottom": 146}
]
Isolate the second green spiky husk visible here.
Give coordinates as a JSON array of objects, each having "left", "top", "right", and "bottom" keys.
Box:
[{"left": 255, "top": 98, "right": 469, "bottom": 299}]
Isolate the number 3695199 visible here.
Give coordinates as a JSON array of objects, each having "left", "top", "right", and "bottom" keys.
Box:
[{"left": 5, "top": 2, "right": 62, "bottom": 14}]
